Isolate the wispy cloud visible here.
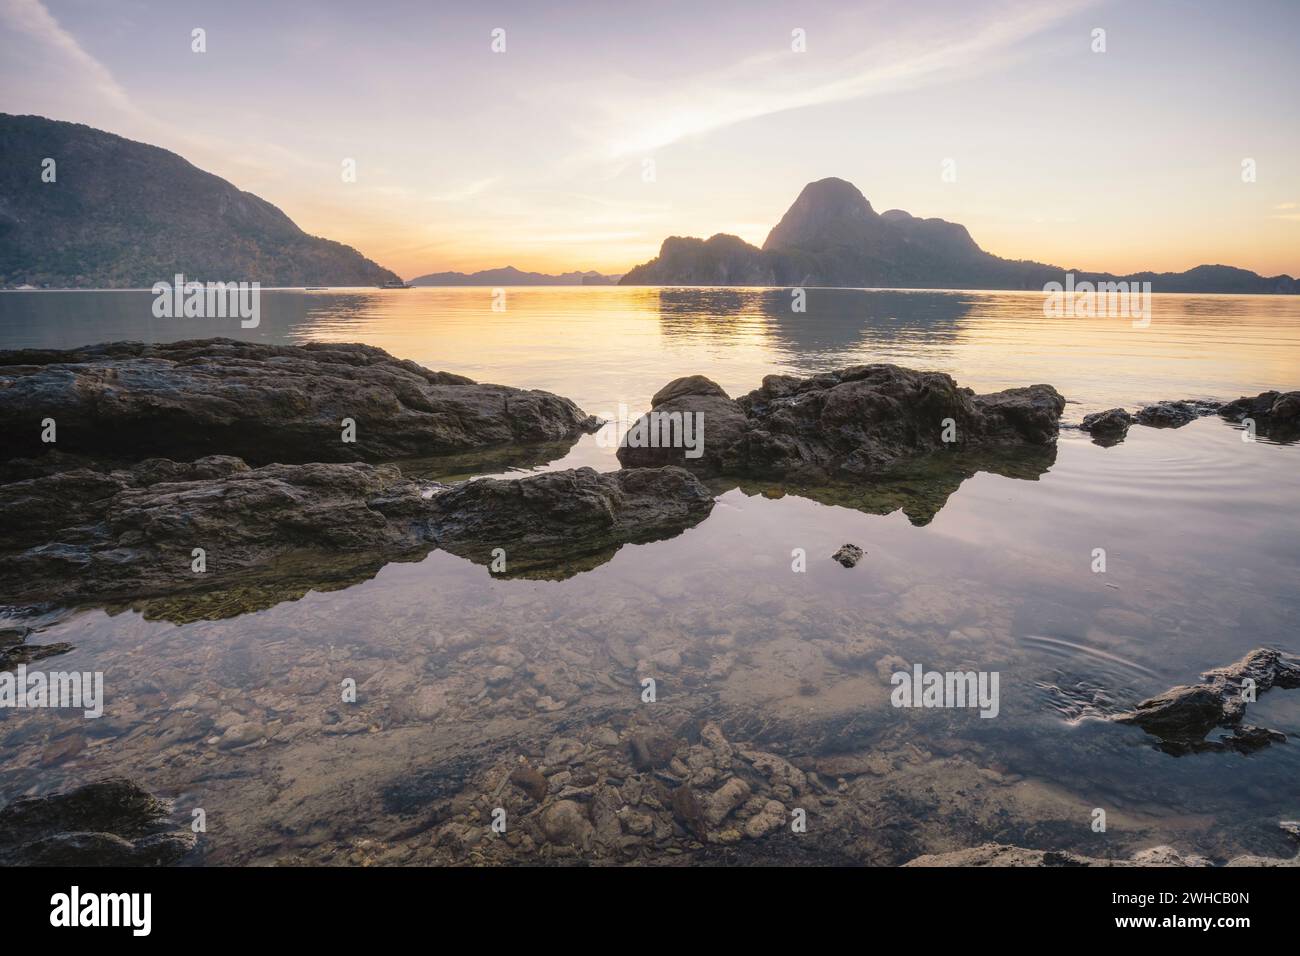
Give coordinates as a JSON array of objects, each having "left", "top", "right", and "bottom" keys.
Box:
[
  {"left": 561, "top": 0, "right": 1094, "bottom": 164},
  {"left": 0, "top": 0, "right": 149, "bottom": 123}
]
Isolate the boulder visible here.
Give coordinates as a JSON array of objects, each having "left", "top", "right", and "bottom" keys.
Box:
[{"left": 618, "top": 365, "right": 1064, "bottom": 480}]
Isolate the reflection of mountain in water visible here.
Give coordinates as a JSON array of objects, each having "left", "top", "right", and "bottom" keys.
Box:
[
  {"left": 655, "top": 288, "right": 976, "bottom": 361},
  {"left": 724, "top": 444, "right": 1056, "bottom": 526}
]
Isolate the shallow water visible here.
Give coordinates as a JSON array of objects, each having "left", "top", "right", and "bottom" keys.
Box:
[{"left": 1, "top": 287, "right": 1298, "bottom": 865}]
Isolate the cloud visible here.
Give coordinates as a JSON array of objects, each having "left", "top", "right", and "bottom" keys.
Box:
[
  {"left": 0, "top": 0, "right": 150, "bottom": 124},
  {"left": 559, "top": 0, "right": 1093, "bottom": 164}
]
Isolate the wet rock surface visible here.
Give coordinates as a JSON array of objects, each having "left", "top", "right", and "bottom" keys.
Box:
[
  {"left": 1134, "top": 399, "right": 1221, "bottom": 429},
  {"left": 0, "top": 460, "right": 714, "bottom": 606},
  {"left": 831, "top": 544, "right": 864, "bottom": 568},
  {"left": 1113, "top": 648, "right": 1300, "bottom": 754},
  {"left": 0, "top": 338, "right": 599, "bottom": 466},
  {"left": 617, "top": 365, "right": 1064, "bottom": 480},
  {"left": 1080, "top": 407, "right": 1133, "bottom": 446},
  {"left": 428, "top": 466, "right": 715, "bottom": 578},
  {"left": 0, "top": 778, "right": 195, "bottom": 866},
  {"left": 1219, "top": 389, "right": 1300, "bottom": 440}
]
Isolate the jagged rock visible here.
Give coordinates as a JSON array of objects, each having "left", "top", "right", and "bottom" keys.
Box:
[
  {"left": 1080, "top": 407, "right": 1132, "bottom": 445},
  {"left": 0, "top": 461, "right": 714, "bottom": 605},
  {"left": 1134, "top": 399, "right": 1220, "bottom": 429},
  {"left": 1113, "top": 647, "right": 1300, "bottom": 753},
  {"left": 0, "top": 339, "right": 598, "bottom": 466},
  {"left": 0, "top": 778, "right": 194, "bottom": 866},
  {"left": 831, "top": 544, "right": 864, "bottom": 568},
  {"left": 618, "top": 365, "right": 1064, "bottom": 480},
  {"left": 1218, "top": 389, "right": 1300, "bottom": 440}
]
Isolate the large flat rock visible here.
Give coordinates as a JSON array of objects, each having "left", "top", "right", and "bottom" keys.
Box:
[
  {"left": 0, "top": 338, "right": 598, "bottom": 465},
  {"left": 0, "top": 460, "right": 714, "bottom": 610}
]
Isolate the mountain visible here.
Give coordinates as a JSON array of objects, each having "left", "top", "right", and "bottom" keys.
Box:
[
  {"left": 621, "top": 177, "right": 1297, "bottom": 294},
  {"left": 0, "top": 114, "right": 401, "bottom": 288},
  {"left": 408, "top": 265, "right": 620, "bottom": 286}
]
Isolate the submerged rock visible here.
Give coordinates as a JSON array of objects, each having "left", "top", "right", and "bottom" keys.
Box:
[
  {"left": 1218, "top": 389, "right": 1300, "bottom": 440},
  {"left": 0, "top": 338, "right": 598, "bottom": 466},
  {"left": 0, "top": 778, "right": 195, "bottom": 866},
  {"left": 617, "top": 365, "right": 1064, "bottom": 480},
  {"left": 831, "top": 544, "right": 864, "bottom": 568},
  {"left": 1080, "top": 407, "right": 1133, "bottom": 446},
  {"left": 0, "top": 460, "right": 714, "bottom": 606},
  {"left": 1113, "top": 647, "right": 1300, "bottom": 754},
  {"left": 0, "top": 626, "right": 73, "bottom": 671}
]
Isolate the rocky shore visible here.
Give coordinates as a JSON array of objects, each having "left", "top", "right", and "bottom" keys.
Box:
[{"left": 4, "top": 339, "right": 1298, "bottom": 869}]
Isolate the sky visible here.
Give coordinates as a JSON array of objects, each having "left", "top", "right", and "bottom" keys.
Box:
[{"left": 2, "top": 0, "right": 1298, "bottom": 279}]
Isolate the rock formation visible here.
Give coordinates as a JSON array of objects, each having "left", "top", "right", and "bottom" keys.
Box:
[{"left": 617, "top": 364, "right": 1065, "bottom": 481}]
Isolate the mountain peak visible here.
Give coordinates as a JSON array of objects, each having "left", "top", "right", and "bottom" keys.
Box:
[{"left": 763, "top": 177, "right": 879, "bottom": 252}]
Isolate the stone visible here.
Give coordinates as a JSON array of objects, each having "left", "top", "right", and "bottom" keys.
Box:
[
  {"left": 0, "top": 339, "right": 598, "bottom": 466},
  {"left": 628, "top": 733, "right": 678, "bottom": 771},
  {"left": 539, "top": 800, "right": 592, "bottom": 847},
  {"left": 618, "top": 365, "right": 1065, "bottom": 480},
  {"left": 831, "top": 543, "right": 864, "bottom": 568},
  {"left": 509, "top": 766, "right": 548, "bottom": 803},
  {"left": 0, "top": 461, "right": 714, "bottom": 606},
  {"left": 543, "top": 738, "right": 585, "bottom": 766},
  {"left": 1114, "top": 647, "right": 1300, "bottom": 752},
  {"left": 1134, "top": 400, "right": 1218, "bottom": 429},
  {"left": 1080, "top": 407, "right": 1132, "bottom": 445},
  {"left": 703, "top": 778, "right": 752, "bottom": 827},
  {"left": 1219, "top": 389, "right": 1300, "bottom": 440},
  {"left": 742, "top": 800, "right": 787, "bottom": 839}
]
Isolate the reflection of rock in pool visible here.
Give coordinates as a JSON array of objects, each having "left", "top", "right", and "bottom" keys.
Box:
[{"left": 724, "top": 444, "right": 1057, "bottom": 526}]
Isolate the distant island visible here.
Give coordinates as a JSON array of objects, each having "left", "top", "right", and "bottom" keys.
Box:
[
  {"left": 0, "top": 114, "right": 402, "bottom": 289},
  {"left": 408, "top": 266, "right": 620, "bottom": 286},
  {"left": 620, "top": 177, "right": 1298, "bottom": 295}
]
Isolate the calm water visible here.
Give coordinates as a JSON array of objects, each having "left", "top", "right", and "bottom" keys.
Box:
[{"left": 1, "top": 287, "right": 1298, "bottom": 865}]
